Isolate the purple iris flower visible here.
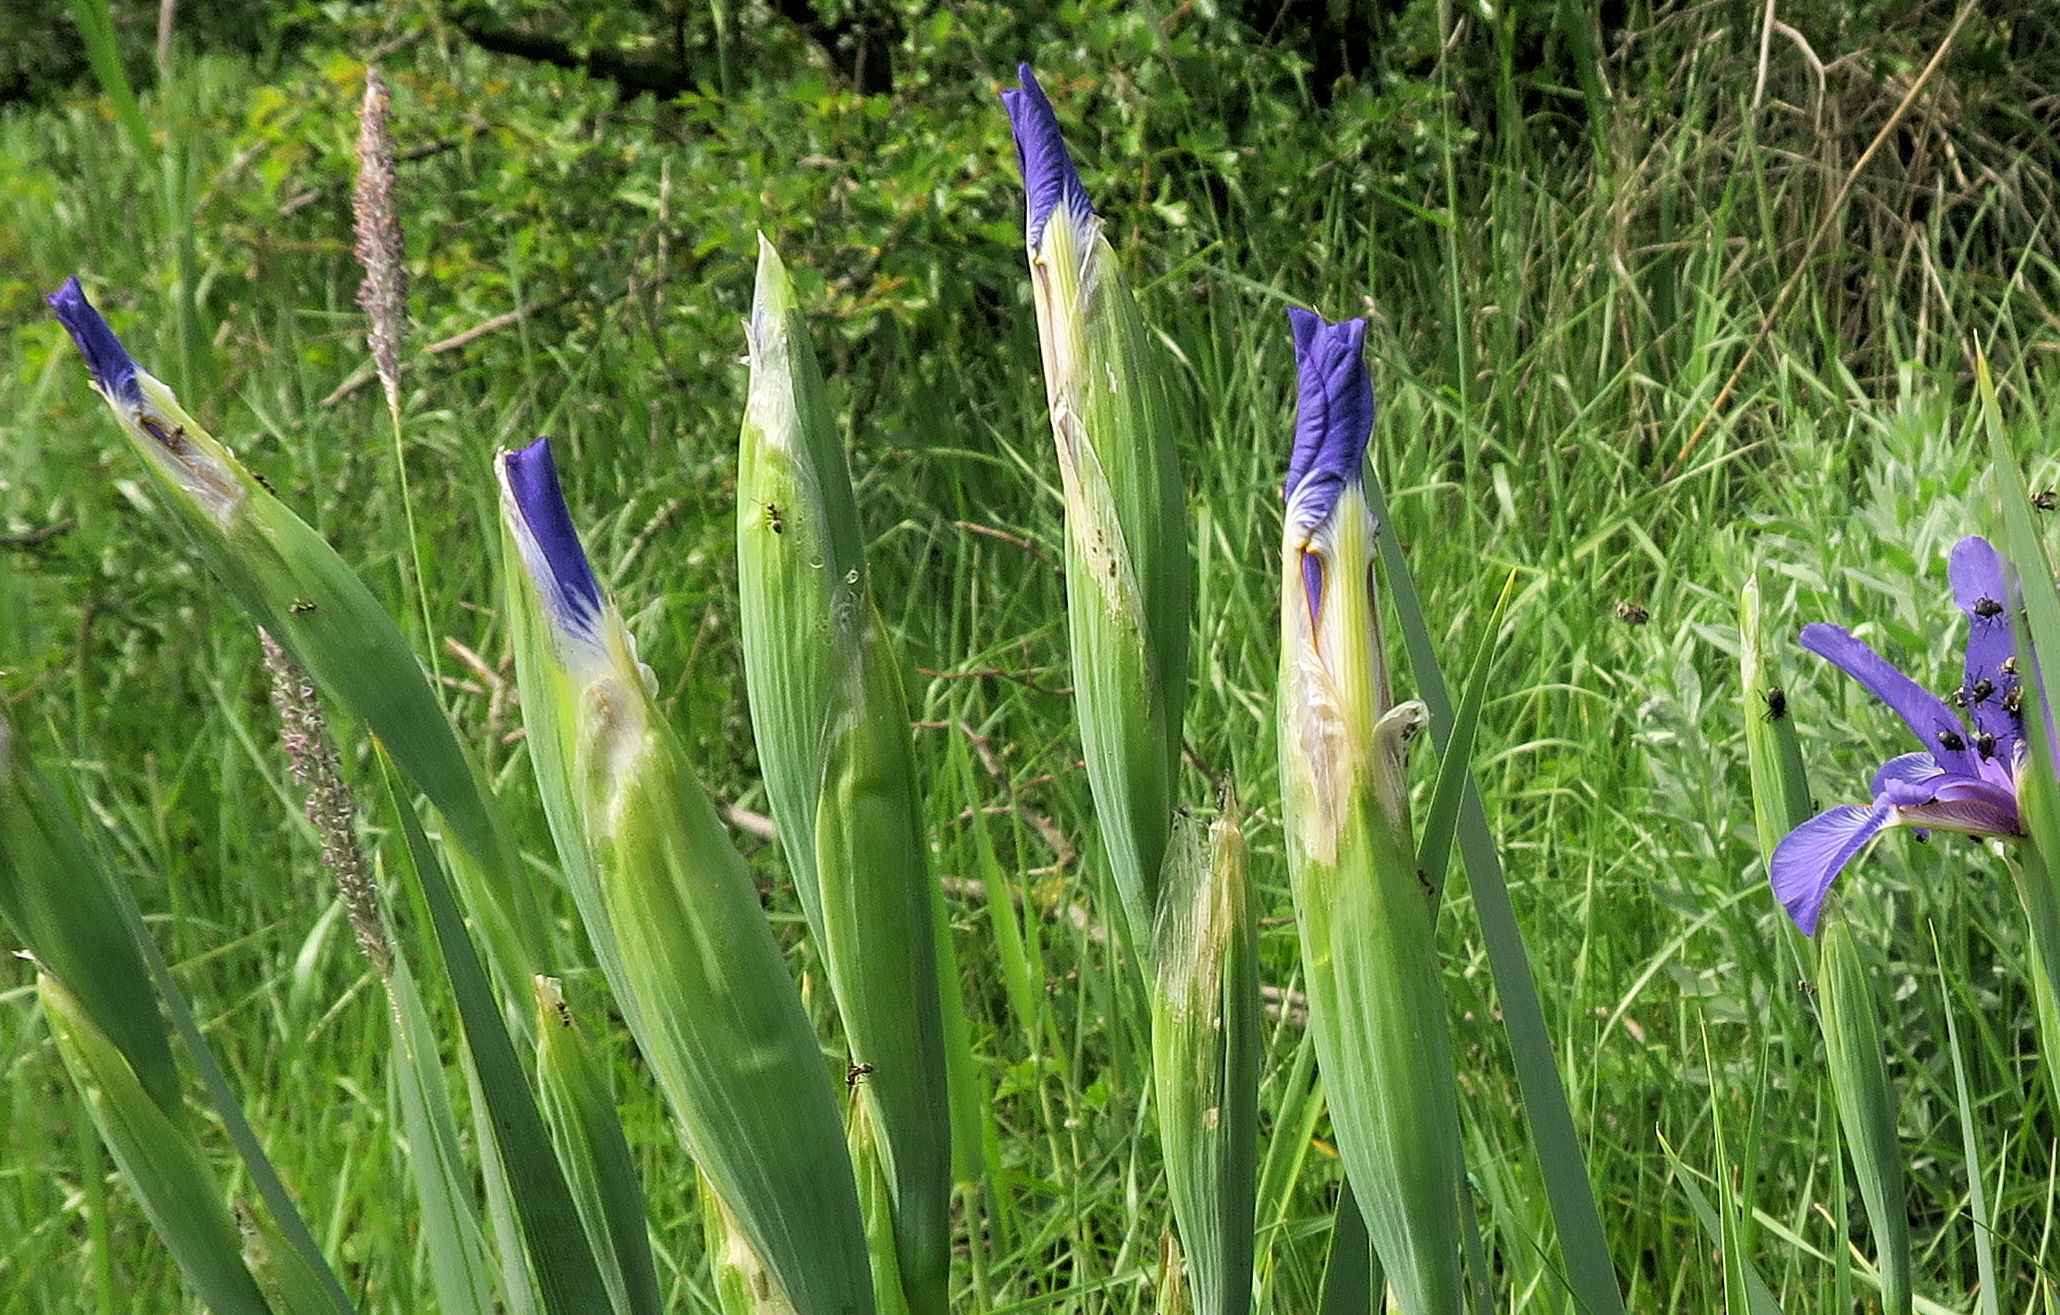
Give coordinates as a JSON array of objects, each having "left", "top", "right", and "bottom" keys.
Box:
[
  {"left": 1285, "top": 308, "right": 1373, "bottom": 527},
  {"left": 500, "top": 437, "right": 604, "bottom": 641},
  {"left": 999, "top": 63, "right": 1094, "bottom": 249},
  {"left": 46, "top": 277, "right": 142, "bottom": 408},
  {"left": 1284, "top": 307, "right": 1374, "bottom": 625},
  {"left": 1771, "top": 536, "right": 2028, "bottom": 935}
]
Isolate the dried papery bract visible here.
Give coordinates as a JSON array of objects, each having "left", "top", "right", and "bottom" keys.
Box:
[
  {"left": 1001, "top": 65, "right": 1190, "bottom": 960},
  {"left": 1150, "top": 808, "right": 1258, "bottom": 1315},
  {"left": 1276, "top": 307, "right": 1461, "bottom": 1313},
  {"left": 735, "top": 236, "right": 952, "bottom": 1315},
  {"left": 498, "top": 437, "right": 874, "bottom": 1315}
]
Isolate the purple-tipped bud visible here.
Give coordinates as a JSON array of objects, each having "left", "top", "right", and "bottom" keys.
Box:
[
  {"left": 1000, "top": 63, "right": 1094, "bottom": 249},
  {"left": 501, "top": 437, "right": 604, "bottom": 639},
  {"left": 1284, "top": 307, "right": 1374, "bottom": 531},
  {"left": 46, "top": 277, "right": 142, "bottom": 407}
]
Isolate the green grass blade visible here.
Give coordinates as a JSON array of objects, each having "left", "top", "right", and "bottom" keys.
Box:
[
  {"left": 59, "top": 0, "right": 151, "bottom": 155},
  {"left": 1316, "top": 1179, "right": 1372, "bottom": 1315},
  {"left": 1659, "top": 1130, "right": 1783, "bottom": 1315},
  {"left": 1413, "top": 569, "right": 1518, "bottom": 899},
  {"left": 388, "top": 951, "right": 498, "bottom": 1315},
  {"left": 1813, "top": 910, "right": 1910, "bottom": 1315},
  {"left": 0, "top": 721, "right": 355, "bottom": 1313},
  {"left": 1364, "top": 474, "right": 1625, "bottom": 1314},
  {"left": 1932, "top": 928, "right": 1999, "bottom": 1315},
  {"left": 0, "top": 724, "right": 178, "bottom": 1114},
  {"left": 376, "top": 751, "right": 614, "bottom": 1315},
  {"left": 39, "top": 971, "right": 274, "bottom": 1315},
  {"left": 532, "top": 976, "right": 663, "bottom": 1315}
]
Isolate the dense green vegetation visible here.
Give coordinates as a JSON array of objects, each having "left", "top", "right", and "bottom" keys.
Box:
[{"left": 5, "top": 1, "right": 2059, "bottom": 1309}]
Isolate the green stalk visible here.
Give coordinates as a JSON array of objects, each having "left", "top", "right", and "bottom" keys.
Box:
[
  {"left": 1741, "top": 569, "right": 1907, "bottom": 1314},
  {"left": 1280, "top": 479, "right": 1460, "bottom": 1313},
  {"left": 1814, "top": 907, "right": 1910, "bottom": 1315}
]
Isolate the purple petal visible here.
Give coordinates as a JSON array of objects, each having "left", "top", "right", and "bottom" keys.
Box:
[
  {"left": 46, "top": 277, "right": 142, "bottom": 407},
  {"left": 1801, "top": 622, "right": 1977, "bottom": 777},
  {"left": 1283, "top": 307, "right": 1373, "bottom": 530},
  {"left": 1906, "top": 775, "right": 2022, "bottom": 837},
  {"left": 1300, "top": 551, "right": 1324, "bottom": 628},
  {"left": 1770, "top": 804, "right": 1894, "bottom": 936},
  {"left": 1950, "top": 536, "right": 2021, "bottom": 760},
  {"left": 501, "top": 437, "right": 603, "bottom": 637},
  {"left": 1000, "top": 64, "right": 1093, "bottom": 250},
  {"left": 1871, "top": 751, "right": 1944, "bottom": 797}
]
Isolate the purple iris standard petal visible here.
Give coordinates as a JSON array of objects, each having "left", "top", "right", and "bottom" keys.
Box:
[
  {"left": 503, "top": 437, "right": 603, "bottom": 636},
  {"left": 1949, "top": 535, "right": 2021, "bottom": 759},
  {"left": 1801, "top": 622, "right": 1978, "bottom": 777},
  {"left": 1771, "top": 803, "right": 1894, "bottom": 935},
  {"left": 1000, "top": 64, "right": 1093, "bottom": 250},
  {"left": 1871, "top": 751, "right": 1945, "bottom": 797},
  {"left": 1283, "top": 307, "right": 1373, "bottom": 528},
  {"left": 1878, "top": 774, "right": 1941, "bottom": 808},
  {"left": 46, "top": 277, "right": 142, "bottom": 407}
]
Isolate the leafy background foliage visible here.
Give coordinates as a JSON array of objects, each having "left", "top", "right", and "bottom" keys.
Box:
[{"left": 4, "top": 0, "right": 2060, "bottom": 1308}]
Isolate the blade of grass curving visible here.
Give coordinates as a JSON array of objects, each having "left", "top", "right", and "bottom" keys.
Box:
[
  {"left": 1659, "top": 1130, "right": 1783, "bottom": 1315},
  {"left": 1316, "top": 1178, "right": 1372, "bottom": 1315},
  {"left": 60, "top": 0, "right": 151, "bottom": 155},
  {"left": 388, "top": 949, "right": 498, "bottom": 1315},
  {"left": 1414, "top": 569, "right": 1518, "bottom": 898},
  {"left": 1978, "top": 352, "right": 2060, "bottom": 1117},
  {"left": 1364, "top": 474, "right": 1624, "bottom": 1313},
  {"left": 1932, "top": 926, "right": 1999, "bottom": 1315},
  {"left": 38, "top": 972, "right": 274, "bottom": 1315},
  {"left": 376, "top": 751, "right": 613, "bottom": 1315},
  {"left": 101, "top": 855, "right": 357, "bottom": 1315}
]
